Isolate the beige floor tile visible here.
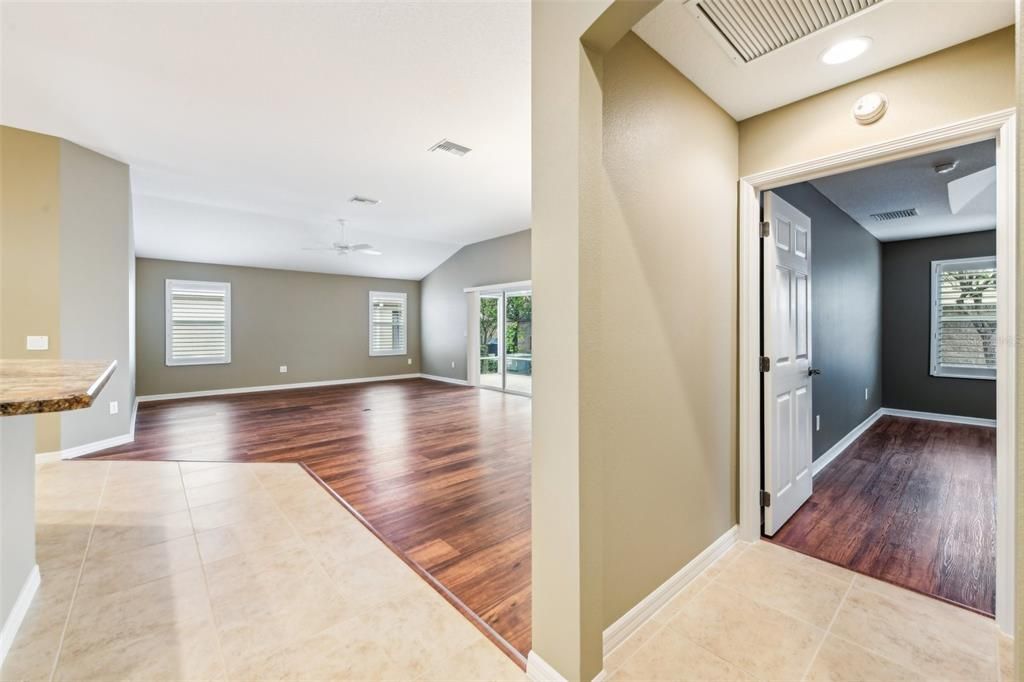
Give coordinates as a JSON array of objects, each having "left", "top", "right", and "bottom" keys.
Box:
[
  {"left": 830, "top": 581, "right": 998, "bottom": 681},
  {"left": 56, "top": 569, "right": 225, "bottom": 681},
  {"left": 609, "top": 625, "right": 752, "bottom": 681},
  {"left": 35, "top": 510, "right": 95, "bottom": 571},
  {"left": 185, "top": 473, "right": 265, "bottom": 508},
  {"left": 605, "top": 618, "right": 666, "bottom": 673},
  {"left": 713, "top": 541, "right": 850, "bottom": 629},
  {"left": 76, "top": 534, "right": 201, "bottom": 601},
  {"left": 178, "top": 460, "right": 234, "bottom": 474},
  {"left": 702, "top": 541, "right": 749, "bottom": 579},
  {"left": 98, "top": 484, "right": 189, "bottom": 514},
  {"left": 805, "top": 634, "right": 923, "bottom": 681},
  {"left": 301, "top": 512, "right": 387, "bottom": 566},
  {"left": 188, "top": 490, "right": 282, "bottom": 533},
  {"left": 998, "top": 633, "right": 1014, "bottom": 682},
  {"left": 86, "top": 508, "right": 194, "bottom": 559},
  {"left": 750, "top": 540, "right": 855, "bottom": 585},
  {"left": 416, "top": 638, "right": 525, "bottom": 681},
  {"left": 649, "top": 574, "right": 712, "bottom": 627},
  {"left": 181, "top": 462, "right": 255, "bottom": 489},
  {"left": 320, "top": 541, "right": 431, "bottom": 613},
  {"left": 0, "top": 566, "right": 79, "bottom": 682},
  {"left": 662, "top": 580, "right": 825, "bottom": 680},
  {"left": 194, "top": 512, "right": 298, "bottom": 565},
  {"left": 244, "top": 462, "right": 310, "bottom": 485}
]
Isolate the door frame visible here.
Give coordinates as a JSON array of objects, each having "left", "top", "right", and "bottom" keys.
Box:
[
  {"left": 737, "top": 108, "right": 1017, "bottom": 633},
  {"left": 465, "top": 279, "right": 533, "bottom": 397}
]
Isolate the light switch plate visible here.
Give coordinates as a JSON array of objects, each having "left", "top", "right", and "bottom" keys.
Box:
[
  {"left": 451, "top": 361, "right": 456, "bottom": 369},
  {"left": 26, "top": 335, "right": 49, "bottom": 351},
  {"left": 279, "top": 366, "right": 287, "bottom": 373},
  {"left": 407, "top": 358, "right": 412, "bottom": 365},
  {"left": 109, "top": 401, "right": 119, "bottom": 415}
]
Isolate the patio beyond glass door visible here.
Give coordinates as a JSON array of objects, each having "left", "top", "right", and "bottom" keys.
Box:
[{"left": 477, "top": 289, "right": 531, "bottom": 395}]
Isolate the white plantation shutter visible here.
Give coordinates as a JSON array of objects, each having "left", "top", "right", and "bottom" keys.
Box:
[
  {"left": 166, "top": 280, "right": 231, "bottom": 366},
  {"left": 369, "top": 291, "right": 407, "bottom": 356},
  {"left": 930, "top": 257, "right": 996, "bottom": 379}
]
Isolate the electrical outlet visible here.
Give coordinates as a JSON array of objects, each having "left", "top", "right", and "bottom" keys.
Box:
[
  {"left": 279, "top": 366, "right": 287, "bottom": 373},
  {"left": 815, "top": 415, "right": 820, "bottom": 431},
  {"left": 26, "top": 335, "right": 48, "bottom": 351},
  {"left": 865, "top": 388, "right": 869, "bottom": 400},
  {"left": 407, "top": 358, "right": 412, "bottom": 365},
  {"left": 109, "top": 401, "right": 119, "bottom": 415},
  {"left": 451, "top": 361, "right": 456, "bottom": 369}
]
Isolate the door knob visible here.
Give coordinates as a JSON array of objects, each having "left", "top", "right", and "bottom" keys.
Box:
[{"left": 808, "top": 368, "right": 821, "bottom": 376}]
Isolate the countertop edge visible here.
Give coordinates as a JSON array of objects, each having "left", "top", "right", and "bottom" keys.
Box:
[{"left": 0, "top": 360, "right": 118, "bottom": 416}]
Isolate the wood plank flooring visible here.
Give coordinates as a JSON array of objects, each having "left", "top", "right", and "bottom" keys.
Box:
[
  {"left": 88, "top": 379, "right": 532, "bottom": 662},
  {"left": 770, "top": 415, "right": 996, "bottom": 615}
]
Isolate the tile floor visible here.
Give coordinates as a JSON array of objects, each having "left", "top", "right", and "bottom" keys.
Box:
[
  {"left": 2, "top": 459, "right": 524, "bottom": 682},
  {"left": 3, "top": 459, "right": 1014, "bottom": 681},
  {"left": 606, "top": 541, "right": 1015, "bottom": 682}
]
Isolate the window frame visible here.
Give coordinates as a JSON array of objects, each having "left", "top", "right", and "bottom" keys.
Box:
[
  {"left": 368, "top": 290, "right": 408, "bottom": 357},
  {"left": 165, "top": 279, "right": 232, "bottom": 367},
  {"left": 929, "top": 255, "right": 996, "bottom": 380}
]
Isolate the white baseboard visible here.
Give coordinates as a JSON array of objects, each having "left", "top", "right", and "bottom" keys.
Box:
[
  {"left": 813, "top": 409, "right": 883, "bottom": 477},
  {"left": 526, "top": 651, "right": 566, "bottom": 682},
  {"left": 0, "top": 564, "right": 40, "bottom": 666},
  {"left": 419, "top": 373, "right": 469, "bottom": 386},
  {"left": 881, "top": 407, "right": 996, "bottom": 428},
  {"left": 603, "top": 525, "right": 739, "bottom": 659},
  {"left": 136, "top": 373, "right": 422, "bottom": 402},
  {"left": 56, "top": 432, "right": 135, "bottom": 460}
]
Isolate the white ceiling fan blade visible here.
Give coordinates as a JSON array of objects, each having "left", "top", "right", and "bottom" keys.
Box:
[
  {"left": 359, "top": 249, "right": 383, "bottom": 256},
  {"left": 302, "top": 246, "right": 339, "bottom": 251},
  {"left": 349, "top": 243, "right": 374, "bottom": 250},
  {"left": 948, "top": 165, "right": 996, "bottom": 214}
]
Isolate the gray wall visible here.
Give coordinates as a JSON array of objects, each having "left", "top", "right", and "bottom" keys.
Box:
[
  {"left": 882, "top": 230, "right": 997, "bottom": 418},
  {"left": 420, "top": 230, "right": 530, "bottom": 381},
  {"left": 136, "top": 258, "right": 420, "bottom": 396},
  {"left": 59, "top": 140, "right": 135, "bottom": 449},
  {"left": 1, "top": 416, "right": 36, "bottom": 632},
  {"left": 775, "top": 183, "right": 883, "bottom": 461}
]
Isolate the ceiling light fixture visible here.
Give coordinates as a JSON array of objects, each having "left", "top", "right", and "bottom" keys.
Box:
[{"left": 820, "top": 37, "right": 872, "bottom": 65}]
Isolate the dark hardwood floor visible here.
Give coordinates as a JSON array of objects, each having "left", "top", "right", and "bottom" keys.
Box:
[
  {"left": 88, "top": 379, "right": 532, "bottom": 662},
  {"left": 770, "top": 415, "right": 996, "bottom": 615}
]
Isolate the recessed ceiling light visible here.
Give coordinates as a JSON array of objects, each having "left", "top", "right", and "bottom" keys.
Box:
[{"left": 820, "top": 37, "right": 872, "bottom": 65}]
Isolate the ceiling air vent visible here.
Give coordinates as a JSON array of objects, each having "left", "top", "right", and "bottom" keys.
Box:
[
  {"left": 871, "top": 208, "right": 918, "bottom": 222},
  {"left": 428, "top": 138, "right": 472, "bottom": 157},
  {"left": 349, "top": 195, "right": 381, "bottom": 206},
  {"left": 686, "top": 0, "right": 884, "bottom": 64}
]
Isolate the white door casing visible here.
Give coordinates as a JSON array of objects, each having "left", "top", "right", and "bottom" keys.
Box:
[{"left": 763, "top": 192, "right": 813, "bottom": 535}]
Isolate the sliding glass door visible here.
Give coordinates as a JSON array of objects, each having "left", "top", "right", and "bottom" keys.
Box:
[{"left": 477, "top": 289, "right": 531, "bottom": 395}]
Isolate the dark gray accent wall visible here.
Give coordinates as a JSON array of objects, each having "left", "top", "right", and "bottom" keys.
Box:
[
  {"left": 882, "top": 230, "right": 996, "bottom": 418},
  {"left": 774, "top": 183, "right": 882, "bottom": 461},
  {"left": 420, "top": 230, "right": 530, "bottom": 381}
]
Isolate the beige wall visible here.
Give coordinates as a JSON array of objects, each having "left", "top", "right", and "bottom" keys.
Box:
[
  {"left": 136, "top": 258, "right": 420, "bottom": 396},
  {"left": 739, "top": 27, "right": 1015, "bottom": 176},
  {"left": 1015, "top": 1, "right": 1022, "bottom": 674},
  {"left": 597, "top": 31, "right": 739, "bottom": 626},
  {"left": 1, "top": 127, "right": 62, "bottom": 450}
]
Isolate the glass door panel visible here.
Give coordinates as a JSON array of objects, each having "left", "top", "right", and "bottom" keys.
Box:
[
  {"left": 504, "top": 291, "right": 532, "bottom": 395},
  {"left": 479, "top": 294, "right": 503, "bottom": 389}
]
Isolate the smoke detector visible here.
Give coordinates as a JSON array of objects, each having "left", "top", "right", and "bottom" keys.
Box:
[
  {"left": 428, "top": 138, "right": 472, "bottom": 157},
  {"left": 349, "top": 195, "right": 381, "bottom": 206}
]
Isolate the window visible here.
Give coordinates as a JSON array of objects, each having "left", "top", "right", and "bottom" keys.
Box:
[
  {"left": 369, "top": 291, "right": 407, "bottom": 356},
  {"left": 930, "top": 256, "right": 996, "bottom": 380},
  {"left": 165, "top": 279, "right": 231, "bottom": 366}
]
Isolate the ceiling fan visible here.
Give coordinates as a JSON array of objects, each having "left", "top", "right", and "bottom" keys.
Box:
[{"left": 303, "top": 219, "right": 382, "bottom": 256}]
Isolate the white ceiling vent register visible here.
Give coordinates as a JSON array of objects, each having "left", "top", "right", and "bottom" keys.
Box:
[
  {"left": 685, "top": 0, "right": 884, "bottom": 63},
  {"left": 428, "top": 138, "right": 472, "bottom": 156}
]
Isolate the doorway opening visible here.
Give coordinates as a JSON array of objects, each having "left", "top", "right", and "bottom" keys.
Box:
[{"left": 738, "top": 109, "right": 1016, "bottom": 632}]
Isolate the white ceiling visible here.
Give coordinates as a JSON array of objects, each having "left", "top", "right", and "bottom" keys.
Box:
[
  {"left": 809, "top": 139, "right": 996, "bottom": 242},
  {"left": 0, "top": 1, "right": 530, "bottom": 280},
  {"left": 635, "top": 0, "right": 1015, "bottom": 121}
]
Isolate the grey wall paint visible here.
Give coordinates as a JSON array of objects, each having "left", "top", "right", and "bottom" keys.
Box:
[
  {"left": 136, "top": 258, "right": 420, "bottom": 396},
  {"left": 420, "top": 230, "right": 530, "bottom": 381},
  {"left": 774, "top": 183, "right": 882, "bottom": 461},
  {"left": 882, "top": 230, "right": 997, "bottom": 418},
  {"left": 1, "top": 416, "right": 36, "bottom": 629},
  {"left": 59, "top": 140, "right": 135, "bottom": 449}
]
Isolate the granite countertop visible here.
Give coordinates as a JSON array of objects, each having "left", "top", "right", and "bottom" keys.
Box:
[{"left": 0, "top": 359, "right": 117, "bottom": 416}]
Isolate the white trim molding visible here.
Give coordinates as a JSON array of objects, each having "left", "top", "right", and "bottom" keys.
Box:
[
  {"left": 136, "top": 373, "right": 422, "bottom": 403},
  {"left": 463, "top": 279, "right": 532, "bottom": 293},
  {"left": 419, "top": 374, "right": 469, "bottom": 386},
  {"left": 881, "top": 408, "right": 996, "bottom": 428},
  {"left": 0, "top": 564, "right": 40, "bottom": 666},
  {"left": 603, "top": 525, "right": 739, "bottom": 658},
  {"left": 812, "top": 409, "right": 884, "bottom": 476},
  {"left": 738, "top": 108, "right": 1016, "bottom": 631},
  {"left": 526, "top": 651, "right": 568, "bottom": 682}
]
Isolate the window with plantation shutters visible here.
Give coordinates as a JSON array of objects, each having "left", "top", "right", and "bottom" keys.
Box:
[
  {"left": 165, "top": 280, "right": 231, "bottom": 366},
  {"left": 930, "top": 257, "right": 996, "bottom": 380},
  {"left": 369, "top": 291, "right": 407, "bottom": 356}
]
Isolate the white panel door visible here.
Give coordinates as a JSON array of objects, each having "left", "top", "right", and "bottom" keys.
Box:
[{"left": 763, "top": 192, "right": 813, "bottom": 536}]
